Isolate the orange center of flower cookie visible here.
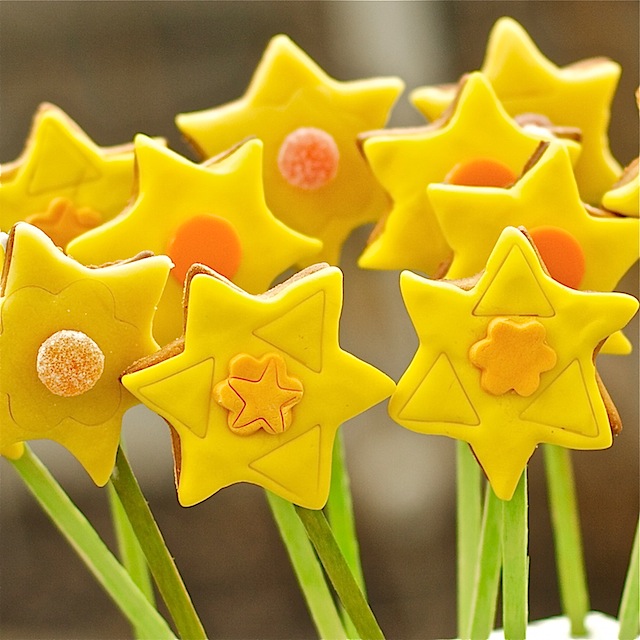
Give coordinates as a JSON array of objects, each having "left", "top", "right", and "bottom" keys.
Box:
[
  {"left": 167, "top": 214, "right": 243, "bottom": 284},
  {"left": 36, "top": 330, "right": 105, "bottom": 397},
  {"left": 469, "top": 317, "right": 557, "bottom": 397},
  {"left": 277, "top": 127, "right": 340, "bottom": 190},
  {"left": 445, "top": 158, "right": 517, "bottom": 188},
  {"left": 529, "top": 226, "right": 586, "bottom": 289}
]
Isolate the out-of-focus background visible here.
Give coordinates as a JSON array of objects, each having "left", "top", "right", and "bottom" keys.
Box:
[{"left": 0, "top": 2, "right": 637, "bottom": 639}]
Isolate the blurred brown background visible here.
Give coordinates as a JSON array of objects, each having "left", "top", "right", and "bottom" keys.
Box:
[{"left": 0, "top": 2, "right": 638, "bottom": 639}]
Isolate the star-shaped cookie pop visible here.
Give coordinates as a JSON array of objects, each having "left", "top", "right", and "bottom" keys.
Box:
[
  {"left": 0, "top": 223, "right": 172, "bottom": 484},
  {"left": 0, "top": 104, "right": 138, "bottom": 248},
  {"left": 389, "top": 227, "right": 638, "bottom": 501},
  {"left": 428, "top": 141, "right": 639, "bottom": 354},
  {"left": 176, "top": 34, "right": 404, "bottom": 265},
  {"left": 411, "top": 17, "right": 621, "bottom": 205},
  {"left": 358, "top": 72, "right": 580, "bottom": 275},
  {"left": 121, "top": 263, "right": 395, "bottom": 509},
  {"left": 68, "top": 135, "right": 321, "bottom": 346}
]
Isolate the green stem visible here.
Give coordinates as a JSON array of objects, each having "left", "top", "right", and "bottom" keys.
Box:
[
  {"left": 543, "top": 445, "right": 589, "bottom": 636},
  {"left": 325, "top": 432, "right": 364, "bottom": 638},
  {"left": 110, "top": 446, "right": 207, "bottom": 640},
  {"left": 618, "top": 518, "right": 639, "bottom": 640},
  {"left": 9, "top": 445, "right": 175, "bottom": 640},
  {"left": 457, "top": 441, "right": 483, "bottom": 638},
  {"left": 501, "top": 471, "right": 529, "bottom": 640},
  {"left": 266, "top": 492, "right": 348, "bottom": 640},
  {"left": 295, "top": 506, "right": 385, "bottom": 640},
  {"left": 107, "top": 482, "right": 156, "bottom": 638},
  {"left": 467, "top": 483, "right": 502, "bottom": 640}
]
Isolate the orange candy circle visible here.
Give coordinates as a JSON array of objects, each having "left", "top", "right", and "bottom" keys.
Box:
[
  {"left": 36, "top": 330, "right": 105, "bottom": 397},
  {"left": 277, "top": 127, "right": 340, "bottom": 190},
  {"left": 167, "top": 215, "right": 243, "bottom": 284},
  {"left": 445, "top": 158, "right": 518, "bottom": 188},
  {"left": 529, "top": 226, "right": 586, "bottom": 289}
]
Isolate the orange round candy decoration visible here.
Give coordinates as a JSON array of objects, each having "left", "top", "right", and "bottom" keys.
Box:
[
  {"left": 445, "top": 158, "right": 518, "bottom": 188},
  {"left": 529, "top": 226, "right": 586, "bottom": 289},
  {"left": 36, "top": 330, "right": 105, "bottom": 397},
  {"left": 277, "top": 127, "right": 340, "bottom": 190},
  {"left": 167, "top": 214, "right": 243, "bottom": 284}
]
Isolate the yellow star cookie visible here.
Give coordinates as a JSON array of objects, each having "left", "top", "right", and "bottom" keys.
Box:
[
  {"left": 602, "top": 159, "right": 639, "bottom": 218},
  {"left": 389, "top": 227, "right": 638, "bottom": 501},
  {"left": 411, "top": 17, "right": 621, "bottom": 205},
  {"left": 0, "top": 223, "right": 172, "bottom": 484},
  {"left": 68, "top": 135, "right": 321, "bottom": 346},
  {"left": 358, "top": 72, "right": 580, "bottom": 275},
  {"left": 428, "top": 141, "right": 639, "bottom": 354},
  {"left": 176, "top": 34, "right": 404, "bottom": 265},
  {"left": 121, "top": 263, "right": 395, "bottom": 509},
  {"left": 0, "top": 104, "right": 138, "bottom": 248}
]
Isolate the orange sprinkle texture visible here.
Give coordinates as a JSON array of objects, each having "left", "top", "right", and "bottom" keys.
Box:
[
  {"left": 36, "top": 329, "right": 105, "bottom": 397},
  {"left": 166, "top": 214, "right": 243, "bottom": 284},
  {"left": 529, "top": 226, "right": 586, "bottom": 289},
  {"left": 445, "top": 157, "right": 518, "bottom": 188},
  {"left": 277, "top": 127, "right": 340, "bottom": 190}
]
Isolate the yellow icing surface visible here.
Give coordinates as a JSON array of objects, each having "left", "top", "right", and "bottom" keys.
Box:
[
  {"left": 176, "top": 34, "right": 404, "bottom": 265},
  {"left": 121, "top": 264, "right": 395, "bottom": 509},
  {"left": 389, "top": 227, "right": 638, "bottom": 501},
  {"left": 411, "top": 17, "right": 621, "bottom": 205},
  {"left": 358, "top": 73, "right": 580, "bottom": 275},
  {"left": 68, "top": 135, "right": 321, "bottom": 346},
  {"left": 428, "top": 141, "right": 639, "bottom": 353},
  {"left": 0, "top": 223, "right": 172, "bottom": 484},
  {"left": 602, "top": 159, "right": 639, "bottom": 217},
  {"left": 0, "top": 104, "right": 138, "bottom": 249}
]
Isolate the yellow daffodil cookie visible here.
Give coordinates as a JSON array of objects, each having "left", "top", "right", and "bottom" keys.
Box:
[
  {"left": 68, "top": 135, "right": 321, "bottom": 346},
  {"left": 0, "top": 104, "right": 138, "bottom": 249},
  {"left": 411, "top": 17, "right": 621, "bottom": 205},
  {"left": 121, "top": 263, "right": 395, "bottom": 509},
  {"left": 428, "top": 141, "right": 639, "bottom": 354},
  {"left": 0, "top": 223, "right": 172, "bottom": 484},
  {"left": 389, "top": 227, "right": 638, "bottom": 501},
  {"left": 358, "top": 72, "right": 580, "bottom": 275},
  {"left": 176, "top": 34, "right": 404, "bottom": 265}
]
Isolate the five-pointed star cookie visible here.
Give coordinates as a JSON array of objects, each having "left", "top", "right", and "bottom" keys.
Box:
[
  {"left": 0, "top": 104, "right": 138, "bottom": 248},
  {"left": 0, "top": 223, "right": 172, "bottom": 484},
  {"left": 411, "top": 17, "right": 621, "bottom": 205},
  {"left": 121, "top": 263, "right": 395, "bottom": 509},
  {"left": 389, "top": 227, "right": 638, "bottom": 501},
  {"left": 68, "top": 135, "right": 321, "bottom": 345},
  {"left": 358, "top": 72, "right": 580, "bottom": 275},
  {"left": 176, "top": 34, "right": 404, "bottom": 265}
]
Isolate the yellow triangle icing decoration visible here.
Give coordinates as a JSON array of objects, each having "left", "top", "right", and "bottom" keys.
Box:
[
  {"left": 249, "top": 425, "right": 321, "bottom": 497},
  {"left": 139, "top": 358, "right": 215, "bottom": 438},
  {"left": 474, "top": 245, "right": 555, "bottom": 317},
  {"left": 399, "top": 353, "right": 480, "bottom": 425},
  {"left": 254, "top": 291, "right": 325, "bottom": 372},
  {"left": 28, "top": 121, "right": 102, "bottom": 196},
  {"left": 520, "top": 360, "right": 598, "bottom": 436}
]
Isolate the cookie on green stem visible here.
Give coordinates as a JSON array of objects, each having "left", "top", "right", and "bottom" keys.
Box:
[{"left": 389, "top": 226, "right": 638, "bottom": 500}]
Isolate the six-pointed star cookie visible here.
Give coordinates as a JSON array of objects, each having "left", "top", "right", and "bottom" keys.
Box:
[
  {"left": 411, "top": 17, "right": 621, "bottom": 205},
  {"left": 176, "top": 34, "right": 404, "bottom": 265},
  {"left": 0, "top": 104, "right": 138, "bottom": 248},
  {"left": 428, "top": 141, "right": 639, "bottom": 354},
  {"left": 0, "top": 223, "right": 172, "bottom": 484},
  {"left": 121, "top": 263, "right": 395, "bottom": 509},
  {"left": 358, "top": 72, "right": 580, "bottom": 275},
  {"left": 68, "top": 135, "right": 321, "bottom": 345},
  {"left": 389, "top": 227, "right": 638, "bottom": 501}
]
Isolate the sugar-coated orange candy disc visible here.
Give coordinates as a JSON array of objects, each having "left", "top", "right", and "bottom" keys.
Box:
[
  {"left": 445, "top": 158, "right": 518, "bottom": 188},
  {"left": 167, "top": 214, "right": 242, "bottom": 284},
  {"left": 529, "top": 226, "right": 586, "bottom": 289}
]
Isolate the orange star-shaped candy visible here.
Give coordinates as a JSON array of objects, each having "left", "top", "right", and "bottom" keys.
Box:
[{"left": 214, "top": 353, "right": 304, "bottom": 436}]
